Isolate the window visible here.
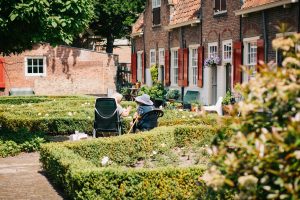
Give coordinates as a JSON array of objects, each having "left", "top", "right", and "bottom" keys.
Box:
[
  {"left": 214, "top": 0, "right": 227, "bottom": 14},
  {"left": 222, "top": 40, "right": 232, "bottom": 63},
  {"left": 158, "top": 48, "right": 165, "bottom": 83},
  {"left": 171, "top": 49, "right": 178, "bottom": 86},
  {"left": 189, "top": 47, "right": 198, "bottom": 86},
  {"left": 243, "top": 37, "right": 258, "bottom": 82},
  {"left": 152, "top": 0, "right": 161, "bottom": 8},
  {"left": 25, "top": 57, "right": 46, "bottom": 76},
  {"left": 150, "top": 49, "right": 156, "bottom": 67},
  {"left": 152, "top": 0, "right": 161, "bottom": 25},
  {"left": 208, "top": 42, "right": 218, "bottom": 59},
  {"left": 137, "top": 52, "right": 143, "bottom": 82}
]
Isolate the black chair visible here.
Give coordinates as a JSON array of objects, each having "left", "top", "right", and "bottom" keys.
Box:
[
  {"left": 134, "top": 109, "right": 164, "bottom": 132},
  {"left": 93, "top": 98, "right": 122, "bottom": 137}
]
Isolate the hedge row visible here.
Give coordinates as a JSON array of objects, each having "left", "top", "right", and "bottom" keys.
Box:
[
  {"left": 40, "top": 125, "right": 220, "bottom": 199},
  {"left": 40, "top": 145, "right": 207, "bottom": 200}
]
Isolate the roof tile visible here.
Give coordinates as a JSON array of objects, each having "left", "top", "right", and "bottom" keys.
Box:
[
  {"left": 241, "top": 0, "right": 281, "bottom": 9},
  {"left": 170, "top": 0, "right": 201, "bottom": 25},
  {"left": 132, "top": 14, "right": 144, "bottom": 35}
]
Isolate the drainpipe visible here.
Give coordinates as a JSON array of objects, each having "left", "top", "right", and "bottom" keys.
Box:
[
  {"left": 142, "top": 14, "right": 146, "bottom": 84},
  {"left": 262, "top": 11, "right": 268, "bottom": 62},
  {"left": 179, "top": 27, "right": 184, "bottom": 102},
  {"left": 298, "top": 0, "right": 300, "bottom": 32}
]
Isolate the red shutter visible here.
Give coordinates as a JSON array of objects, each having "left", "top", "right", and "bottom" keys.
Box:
[
  {"left": 178, "top": 48, "right": 183, "bottom": 86},
  {"left": 131, "top": 53, "right": 137, "bottom": 83},
  {"left": 183, "top": 48, "right": 188, "bottom": 87},
  {"left": 165, "top": 50, "right": 170, "bottom": 86},
  {"left": 0, "top": 58, "right": 5, "bottom": 89},
  {"left": 233, "top": 41, "right": 242, "bottom": 85},
  {"left": 257, "top": 39, "right": 264, "bottom": 71},
  {"left": 142, "top": 52, "right": 145, "bottom": 83},
  {"left": 197, "top": 46, "right": 204, "bottom": 88}
]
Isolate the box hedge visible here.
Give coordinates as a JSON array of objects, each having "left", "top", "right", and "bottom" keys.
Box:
[{"left": 40, "top": 125, "right": 220, "bottom": 199}]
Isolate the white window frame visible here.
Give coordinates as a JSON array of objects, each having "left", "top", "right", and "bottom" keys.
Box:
[
  {"left": 25, "top": 57, "right": 46, "bottom": 77},
  {"left": 158, "top": 48, "right": 165, "bottom": 82},
  {"left": 150, "top": 49, "right": 156, "bottom": 67},
  {"left": 171, "top": 47, "right": 179, "bottom": 86},
  {"left": 152, "top": 0, "right": 161, "bottom": 8},
  {"left": 222, "top": 39, "right": 232, "bottom": 64},
  {"left": 137, "top": 51, "right": 143, "bottom": 82},
  {"left": 189, "top": 45, "right": 200, "bottom": 87},
  {"left": 208, "top": 42, "right": 218, "bottom": 59},
  {"left": 214, "top": 0, "right": 227, "bottom": 15},
  {"left": 243, "top": 36, "right": 259, "bottom": 82}
]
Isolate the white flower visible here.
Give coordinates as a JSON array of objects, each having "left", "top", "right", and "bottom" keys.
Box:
[
  {"left": 238, "top": 175, "right": 258, "bottom": 189},
  {"left": 152, "top": 151, "right": 157, "bottom": 155},
  {"left": 182, "top": 116, "right": 186, "bottom": 119},
  {"left": 294, "top": 150, "right": 300, "bottom": 160},
  {"left": 160, "top": 143, "right": 166, "bottom": 148},
  {"left": 291, "top": 112, "right": 300, "bottom": 122},
  {"left": 189, "top": 115, "right": 193, "bottom": 118},
  {"left": 38, "top": 113, "right": 42, "bottom": 116},
  {"left": 88, "top": 116, "right": 91, "bottom": 119},
  {"left": 101, "top": 156, "right": 109, "bottom": 166},
  {"left": 45, "top": 114, "right": 49, "bottom": 117},
  {"left": 68, "top": 112, "right": 73, "bottom": 116}
]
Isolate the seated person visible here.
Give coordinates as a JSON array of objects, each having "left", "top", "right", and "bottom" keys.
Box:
[
  {"left": 132, "top": 94, "right": 155, "bottom": 132},
  {"left": 111, "top": 92, "right": 132, "bottom": 117}
]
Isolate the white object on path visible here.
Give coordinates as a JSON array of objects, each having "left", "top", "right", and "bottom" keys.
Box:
[
  {"left": 69, "top": 131, "right": 88, "bottom": 141},
  {"left": 203, "top": 97, "right": 223, "bottom": 116}
]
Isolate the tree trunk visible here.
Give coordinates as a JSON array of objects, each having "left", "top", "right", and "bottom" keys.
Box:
[{"left": 106, "top": 34, "right": 114, "bottom": 53}]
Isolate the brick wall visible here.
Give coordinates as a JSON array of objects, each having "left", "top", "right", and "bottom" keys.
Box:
[
  {"left": 202, "top": 0, "right": 241, "bottom": 60},
  {"left": 1, "top": 44, "right": 117, "bottom": 96},
  {"left": 242, "top": 5, "right": 299, "bottom": 62}
]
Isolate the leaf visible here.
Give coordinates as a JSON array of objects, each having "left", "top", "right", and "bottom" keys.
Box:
[
  {"left": 51, "top": 21, "right": 57, "bottom": 28},
  {"left": 10, "top": 14, "right": 18, "bottom": 21}
]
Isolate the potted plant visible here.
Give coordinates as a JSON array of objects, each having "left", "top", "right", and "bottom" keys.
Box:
[
  {"left": 120, "top": 87, "right": 131, "bottom": 101},
  {"left": 204, "top": 56, "right": 220, "bottom": 67},
  {"left": 190, "top": 100, "right": 201, "bottom": 112},
  {"left": 222, "top": 91, "right": 235, "bottom": 115},
  {"left": 165, "top": 89, "right": 180, "bottom": 101}
]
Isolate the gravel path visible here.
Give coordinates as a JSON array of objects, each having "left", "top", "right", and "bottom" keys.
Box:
[{"left": 0, "top": 152, "right": 65, "bottom": 200}]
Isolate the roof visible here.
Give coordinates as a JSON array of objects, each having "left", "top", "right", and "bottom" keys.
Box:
[
  {"left": 169, "top": 0, "right": 201, "bottom": 26},
  {"left": 241, "top": 0, "right": 280, "bottom": 9},
  {"left": 131, "top": 14, "right": 144, "bottom": 36},
  {"left": 236, "top": 0, "right": 298, "bottom": 15}
]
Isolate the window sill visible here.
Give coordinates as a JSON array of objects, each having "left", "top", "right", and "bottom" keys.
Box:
[
  {"left": 213, "top": 10, "right": 227, "bottom": 17},
  {"left": 152, "top": 24, "right": 161, "bottom": 28}
]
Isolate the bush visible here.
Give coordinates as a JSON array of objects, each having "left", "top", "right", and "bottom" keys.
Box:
[
  {"left": 40, "top": 124, "right": 220, "bottom": 199},
  {"left": 201, "top": 34, "right": 300, "bottom": 199},
  {"left": 0, "top": 140, "right": 21, "bottom": 157},
  {"left": 166, "top": 89, "right": 181, "bottom": 100}
]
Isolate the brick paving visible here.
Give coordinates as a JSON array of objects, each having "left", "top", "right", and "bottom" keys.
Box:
[{"left": 0, "top": 152, "right": 65, "bottom": 200}]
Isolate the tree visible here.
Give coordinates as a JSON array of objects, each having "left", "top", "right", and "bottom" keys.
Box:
[
  {"left": 89, "top": 0, "right": 145, "bottom": 53},
  {"left": 0, "top": 0, "right": 94, "bottom": 55}
]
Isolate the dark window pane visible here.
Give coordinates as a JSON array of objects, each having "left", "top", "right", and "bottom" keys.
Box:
[
  {"left": 39, "top": 67, "right": 43, "bottom": 73},
  {"left": 221, "top": 0, "right": 226, "bottom": 11},
  {"left": 215, "top": 0, "right": 221, "bottom": 11},
  {"left": 28, "top": 67, "right": 32, "bottom": 73},
  {"left": 33, "top": 67, "right": 38, "bottom": 73},
  {"left": 33, "top": 59, "right": 37, "bottom": 65},
  {"left": 38, "top": 59, "right": 43, "bottom": 66},
  {"left": 28, "top": 59, "right": 32, "bottom": 66},
  {"left": 153, "top": 7, "right": 160, "bottom": 25}
]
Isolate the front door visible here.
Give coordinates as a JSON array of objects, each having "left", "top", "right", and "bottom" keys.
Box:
[{"left": 211, "top": 66, "right": 217, "bottom": 104}]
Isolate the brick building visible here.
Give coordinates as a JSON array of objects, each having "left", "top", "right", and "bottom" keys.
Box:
[
  {"left": 0, "top": 44, "right": 118, "bottom": 96},
  {"left": 131, "top": 0, "right": 299, "bottom": 105},
  {"left": 235, "top": 0, "right": 300, "bottom": 83}
]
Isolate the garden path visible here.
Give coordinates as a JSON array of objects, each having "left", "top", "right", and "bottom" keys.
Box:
[{"left": 0, "top": 152, "right": 65, "bottom": 200}]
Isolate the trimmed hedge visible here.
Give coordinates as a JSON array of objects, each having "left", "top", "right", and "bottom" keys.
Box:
[
  {"left": 40, "top": 125, "right": 220, "bottom": 199},
  {"left": 40, "top": 145, "right": 207, "bottom": 200}
]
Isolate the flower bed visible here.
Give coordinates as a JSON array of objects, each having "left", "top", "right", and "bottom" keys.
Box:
[{"left": 40, "top": 125, "right": 232, "bottom": 199}]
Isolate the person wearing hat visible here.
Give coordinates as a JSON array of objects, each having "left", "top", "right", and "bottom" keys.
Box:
[{"left": 131, "top": 94, "right": 155, "bottom": 132}]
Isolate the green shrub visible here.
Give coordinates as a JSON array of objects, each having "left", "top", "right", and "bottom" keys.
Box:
[
  {"left": 202, "top": 34, "right": 300, "bottom": 199},
  {"left": 0, "top": 140, "right": 21, "bottom": 157}
]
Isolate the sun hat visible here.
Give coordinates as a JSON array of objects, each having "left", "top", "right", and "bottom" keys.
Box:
[{"left": 135, "top": 94, "right": 153, "bottom": 106}]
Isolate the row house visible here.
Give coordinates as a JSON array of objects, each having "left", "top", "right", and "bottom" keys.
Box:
[{"left": 131, "top": 0, "right": 299, "bottom": 105}]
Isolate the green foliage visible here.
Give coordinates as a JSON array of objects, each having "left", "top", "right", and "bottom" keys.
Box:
[
  {"left": 40, "top": 144, "right": 207, "bottom": 199},
  {"left": 0, "top": 0, "right": 94, "bottom": 55},
  {"left": 39, "top": 123, "right": 222, "bottom": 199},
  {"left": 150, "top": 64, "right": 159, "bottom": 83},
  {"left": 166, "top": 89, "right": 181, "bottom": 100},
  {"left": 222, "top": 91, "right": 235, "bottom": 105},
  {"left": 0, "top": 130, "right": 46, "bottom": 157},
  {"left": 202, "top": 34, "right": 300, "bottom": 199},
  {"left": 138, "top": 83, "right": 167, "bottom": 100},
  {"left": 86, "top": 0, "right": 145, "bottom": 53}
]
